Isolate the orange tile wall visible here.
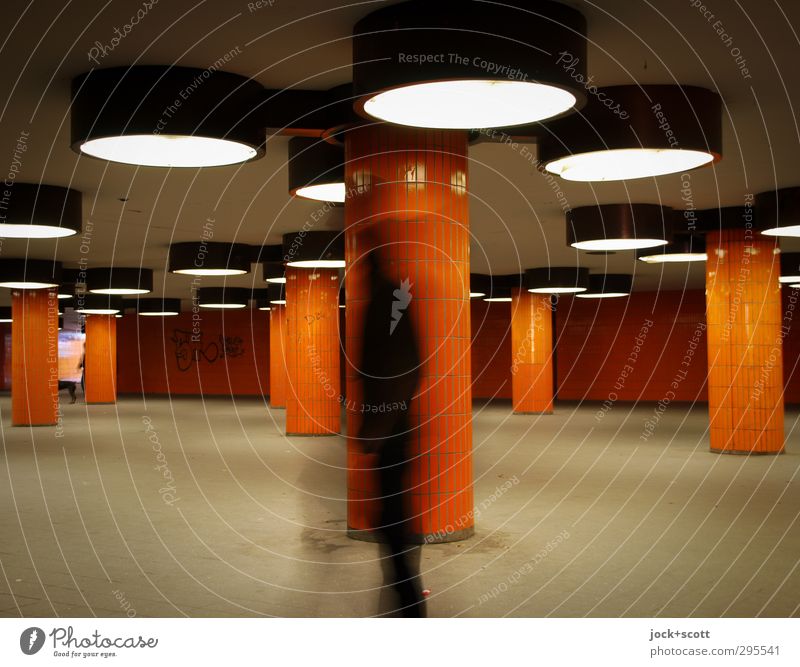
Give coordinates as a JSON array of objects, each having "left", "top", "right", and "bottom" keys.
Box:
[
  {"left": 344, "top": 125, "right": 473, "bottom": 543},
  {"left": 285, "top": 266, "right": 341, "bottom": 435},
  {"left": 556, "top": 290, "right": 709, "bottom": 402},
  {"left": 84, "top": 314, "right": 117, "bottom": 404},
  {"left": 117, "top": 309, "right": 269, "bottom": 396},
  {"left": 511, "top": 289, "right": 554, "bottom": 413},
  {"left": 706, "top": 230, "right": 783, "bottom": 453},
  {"left": 470, "top": 300, "right": 512, "bottom": 400},
  {"left": 269, "top": 304, "right": 287, "bottom": 408},
  {"left": 11, "top": 288, "right": 59, "bottom": 426}
]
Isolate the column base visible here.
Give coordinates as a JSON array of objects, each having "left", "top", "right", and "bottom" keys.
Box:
[
  {"left": 513, "top": 410, "right": 554, "bottom": 415},
  {"left": 348, "top": 525, "right": 474, "bottom": 544},
  {"left": 710, "top": 447, "right": 785, "bottom": 456},
  {"left": 86, "top": 401, "right": 116, "bottom": 405},
  {"left": 285, "top": 431, "right": 339, "bottom": 437},
  {"left": 269, "top": 405, "right": 286, "bottom": 410}
]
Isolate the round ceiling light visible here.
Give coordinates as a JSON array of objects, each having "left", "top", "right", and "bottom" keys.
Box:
[
  {"left": 288, "top": 137, "right": 345, "bottom": 203},
  {"left": 540, "top": 85, "right": 722, "bottom": 182},
  {"left": 0, "top": 258, "right": 62, "bottom": 289},
  {"left": 567, "top": 204, "right": 672, "bottom": 251},
  {"left": 168, "top": 241, "right": 252, "bottom": 276},
  {"left": 137, "top": 298, "right": 182, "bottom": 316},
  {"left": 197, "top": 287, "right": 250, "bottom": 309},
  {"left": 352, "top": 0, "right": 587, "bottom": 129},
  {"left": 283, "top": 231, "right": 345, "bottom": 268},
  {"left": 71, "top": 66, "right": 266, "bottom": 168},
  {"left": 575, "top": 273, "right": 633, "bottom": 299},
  {"left": 75, "top": 293, "right": 124, "bottom": 315},
  {"left": 0, "top": 183, "right": 82, "bottom": 238},
  {"left": 86, "top": 267, "right": 153, "bottom": 295},
  {"left": 637, "top": 234, "right": 707, "bottom": 263},
  {"left": 526, "top": 267, "right": 589, "bottom": 294},
  {"left": 757, "top": 187, "right": 800, "bottom": 237}
]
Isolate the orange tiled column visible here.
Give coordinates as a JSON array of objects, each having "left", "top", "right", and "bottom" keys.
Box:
[
  {"left": 84, "top": 314, "right": 117, "bottom": 404},
  {"left": 285, "top": 267, "right": 341, "bottom": 435},
  {"left": 11, "top": 288, "right": 59, "bottom": 426},
  {"left": 706, "top": 229, "right": 784, "bottom": 453},
  {"left": 269, "top": 304, "right": 288, "bottom": 408},
  {"left": 511, "top": 288, "right": 553, "bottom": 413},
  {"left": 345, "top": 125, "right": 473, "bottom": 543}
]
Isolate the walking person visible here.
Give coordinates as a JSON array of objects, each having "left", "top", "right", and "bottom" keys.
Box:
[{"left": 357, "top": 245, "right": 426, "bottom": 617}]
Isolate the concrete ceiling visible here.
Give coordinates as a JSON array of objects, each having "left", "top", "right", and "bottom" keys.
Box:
[{"left": 0, "top": 0, "right": 798, "bottom": 302}]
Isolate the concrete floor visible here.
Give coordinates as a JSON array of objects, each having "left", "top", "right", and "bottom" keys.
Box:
[{"left": 1, "top": 394, "right": 799, "bottom": 617}]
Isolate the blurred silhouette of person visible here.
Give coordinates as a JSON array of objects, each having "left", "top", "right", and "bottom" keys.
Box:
[
  {"left": 78, "top": 343, "right": 85, "bottom": 396},
  {"left": 357, "top": 244, "right": 426, "bottom": 617}
]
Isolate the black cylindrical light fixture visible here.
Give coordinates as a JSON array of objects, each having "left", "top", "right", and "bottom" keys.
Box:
[
  {"left": 0, "top": 306, "right": 12, "bottom": 322},
  {"left": 526, "top": 267, "right": 589, "bottom": 294},
  {"left": 637, "top": 234, "right": 707, "bottom": 263},
  {"left": 137, "top": 298, "right": 182, "bottom": 316},
  {"left": 268, "top": 282, "right": 286, "bottom": 305},
  {"left": 86, "top": 267, "right": 153, "bottom": 295},
  {"left": 262, "top": 261, "right": 286, "bottom": 284},
  {"left": 576, "top": 273, "right": 633, "bottom": 299},
  {"left": 757, "top": 187, "right": 800, "bottom": 237},
  {"left": 483, "top": 274, "right": 524, "bottom": 302},
  {"left": 71, "top": 66, "right": 266, "bottom": 168},
  {"left": 0, "top": 183, "right": 82, "bottom": 239},
  {"left": 58, "top": 267, "right": 83, "bottom": 300},
  {"left": 288, "top": 137, "right": 345, "bottom": 203},
  {"left": 352, "top": 0, "right": 587, "bottom": 129},
  {"left": 540, "top": 85, "right": 722, "bottom": 181},
  {"left": 168, "top": 241, "right": 252, "bottom": 276},
  {"left": 249, "top": 244, "right": 283, "bottom": 264},
  {"left": 196, "top": 287, "right": 250, "bottom": 309},
  {"left": 778, "top": 251, "right": 800, "bottom": 284},
  {"left": 470, "top": 273, "right": 491, "bottom": 298},
  {"left": 74, "top": 293, "right": 124, "bottom": 314},
  {"left": 249, "top": 287, "right": 271, "bottom": 311},
  {"left": 282, "top": 231, "right": 345, "bottom": 268},
  {"left": 694, "top": 206, "right": 761, "bottom": 233},
  {"left": 567, "top": 204, "right": 672, "bottom": 251},
  {"left": 0, "top": 259, "right": 62, "bottom": 289}
]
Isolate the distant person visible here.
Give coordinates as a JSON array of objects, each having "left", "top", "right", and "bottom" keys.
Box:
[
  {"left": 357, "top": 246, "right": 426, "bottom": 617},
  {"left": 78, "top": 344, "right": 85, "bottom": 396}
]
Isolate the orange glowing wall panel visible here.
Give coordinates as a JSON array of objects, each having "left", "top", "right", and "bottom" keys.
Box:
[
  {"left": 84, "top": 315, "right": 117, "bottom": 404},
  {"left": 116, "top": 309, "right": 269, "bottom": 396},
  {"left": 11, "top": 288, "right": 59, "bottom": 426},
  {"left": 511, "top": 289, "right": 553, "bottom": 413},
  {"left": 285, "top": 267, "right": 341, "bottom": 435},
  {"left": 470, "top": 300, "right": 512, "bottom": 400},
  {"left": 706, "top": 230, "right": 783, "bottom": 454},
  {"left": 345, "top": 125, "right": 473, "bottom": 543},
  {"left": 556, "top": 290, "right": 709, "bottom": 402},
  {"left": 269, "top": 304, "right": 288, "bottom": 408}
]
